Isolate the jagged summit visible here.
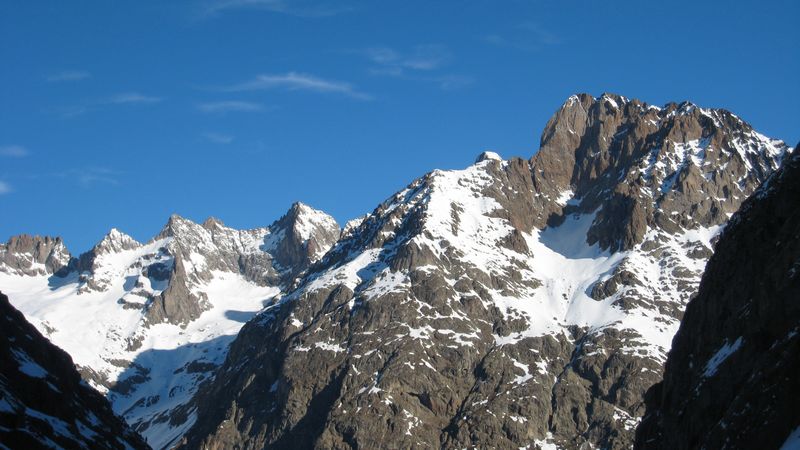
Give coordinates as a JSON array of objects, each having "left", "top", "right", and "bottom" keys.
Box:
[
  {"left": 531, "top": 92, "right": 789, "bottom": 251},
  {"left": 0, "top": 234, "right": 71, "bottom": 276},
  {"left": 201, "top": 216, "right": 225, "bottom": 230},
  {"left": 94, "top": 228, "right": 140, "bottom": 254}
]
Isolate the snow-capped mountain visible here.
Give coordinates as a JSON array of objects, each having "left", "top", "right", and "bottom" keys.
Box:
[
  {"left": 178, "top": 94, "right": 791, "bottom": 449},
  {"left": 0, "top": 291, "right": 148, "bottom": 449},
  {"left": 0, "top": 202, "right": 340, "bottom": 449}
]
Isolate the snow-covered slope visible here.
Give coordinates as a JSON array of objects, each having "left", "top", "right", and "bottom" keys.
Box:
[
  {"left": 180, "top": 94, "right": 791, "bottom": 450},
  {"left": 0, "top": 292, "right": 148, "bottom": 449},
  {"left": 0, "top": 202, "right": 340, "bottom": 449}
]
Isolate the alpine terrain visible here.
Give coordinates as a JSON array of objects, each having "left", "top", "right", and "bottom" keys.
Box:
[
  {"left": 0, "top": 93, "right": 794, "bottom": 449},
  {"left": 0, "top": 203, "right": 340, "bottom": 449},
  {"left": 174, "top": 93, "right": 790, "bottom": 449},
  {"left": 0, "top": 291, "right": 148, "bottom": 449},
  {"left": 635, "top": 145, "right": 800, "bottom": 449}
]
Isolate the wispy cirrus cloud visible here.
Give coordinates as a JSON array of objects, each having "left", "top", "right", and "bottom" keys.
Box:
[
  {"left": 484, "top": 22, "right": 561, "bottom": 51},
  {"left": 46, "top": 70, "right": 91, "bottom": 82},
  {"left": 361, "top": 45, "right": 472, "bottom": 91},
  {"left": 0, "top": 145, "right": 29, "bottom": 157},
  {"left": 196, "top": 100, "right": 265, "bottom": 114},
  {"left": 55, "top": 92, "right": 163, "bottom": 118},
  {"left": 68, "top": 167, "right": 122, "bottom": 187},
  {"left": 364, "top": 45, "right": 451, "bottom": 72},
  {"left": 198, "top": 0, "right": 354, "bottom": 18},
  {"left": 24, "top": 167, "right": 123, "bottom": 188},
  {"left": 221, "top": 72, "right": 372, "bottom": 100},
  {"left": 104, "top": 92, "right": 163, "bottom": 105},
  {"left": 0, "top": 181, "right": 11, "bottom": 195},
  {"left": 202, "top": 132, "right": 235, "bottom": 144}
]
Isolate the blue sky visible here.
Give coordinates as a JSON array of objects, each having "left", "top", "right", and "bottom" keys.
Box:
[{"left": 1, "top": 0, "right": 798, "bottom": 253}]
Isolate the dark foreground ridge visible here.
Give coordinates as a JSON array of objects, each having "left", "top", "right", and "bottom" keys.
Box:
[
  {"left": 0, "top": 292, "right": 150, "bottom": 449},
  {"left": 635, "top": 147, "right": 800, "bottom": 449}
]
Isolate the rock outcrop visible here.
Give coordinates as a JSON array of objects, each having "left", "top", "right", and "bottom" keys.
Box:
[
  {"left": 531, "top": 93, "right": 784, "bottom": 251},
  {"left": 635, "top": 147, "right": 800, "bottom": 449},
  {"left": 0, "top": 235, "right": 71, "bottom": 277},
  {"left": 0, "top": 291, "right": 149, "bottom": 449}
]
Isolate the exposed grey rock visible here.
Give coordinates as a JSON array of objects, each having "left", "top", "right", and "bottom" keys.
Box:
[
  {"left": 0, "top": 235, "right": 71, "bottom": 276},
  {"left": 635, "top": 147, "right": 800, "bottom": 449},
  {"left": 531, "top": 93, "right": 786, "bottom": 252},
  {"left": 143, "top": 257, "right": 208, "bottom": 327},
  {"left": 0, "top": 291, "right": 149, "bottom": 450}
]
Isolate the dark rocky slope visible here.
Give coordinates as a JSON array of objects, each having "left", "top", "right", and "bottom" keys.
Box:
[
  {"left": 0, "top": 291, "right": 149, "bottom": 449},
  {"left": 635, "top": 147, "right": 800, "bottom": 449},
  {"left": 176, "top": 94, "right": 790, "bottom": 450}
]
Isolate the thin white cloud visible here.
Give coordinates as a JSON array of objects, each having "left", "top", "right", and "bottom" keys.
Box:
[
  {"left": 46, "top": 70, "right": 91, "bottom": 82},
  {"left": 197, "top": 100, "right": 265, "bottom": 113},
  {"left": 0, "top": 145, "right": 29, "bottom": 157},
  {"left": 483, "top": 22, "right": 561, "bottom": 51},
  {"left": 362, "top": 45, "right": 471, "bottom": 91},
  {"left": 200, "top": 0, "right": 353, "bottom": 18},
  {"left": 23, "top": 167, "right": 122, "bottom": 188},
  {"left": 56, "top": 93, "right": 163, "bottom": 117},
  {"left": 69, "top": 167, "right": 121, "bottom": 187},
  {"left": 519, "top": 22, "right": 561, "bottom": 45},
  {"left": 434, "top": 75, "right": 473, "bottom": 91},
  {"left": 105, "top": 93, "right": 163, "bottom": 105},
  {"left": 223, "top": 72, "right": 372, "bottom": 100},
  {"left": 0, "top": 181, "right": 11, "bottom": 195},
  {"left": 364, "top": 45, "right": 451, "bottom": 73},
  {"left": 202, "top": 132, "right": 235, "bottom": 144}
]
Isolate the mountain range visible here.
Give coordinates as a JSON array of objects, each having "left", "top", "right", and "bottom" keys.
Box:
[{"left": 0, "top": 93, "right": 796, "bottom": 449}]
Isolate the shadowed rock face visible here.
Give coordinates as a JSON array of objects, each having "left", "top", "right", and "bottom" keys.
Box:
[
  {"left": 635, "top": 148, "right": 800, "bottom": 450},
  {"left": 0, "top": 292, "right": 149, "bottom": 450},
  {"left": 177, "top": 95, "right": 791, "bottom": 449}
]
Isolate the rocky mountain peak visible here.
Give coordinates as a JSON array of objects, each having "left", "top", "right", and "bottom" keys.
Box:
[
  {"left": 94, "top": 228, "right": 141, "bottom": 254},
  {"left": 0, "top": 234, "right": 72, "bottom": 276},
  {"left": 270, "top": 202, "right": 341, "bottom": 276},
  {"left": 201, "top": 216, "right": 225, "bottom": 230},
  {"left": 530, "top": 92, "right": 790, "bottom": 251},
  {"left": 475, "top": 150, "right": 503, "bottom": 163},
  {"left": 156, "top": 213, "right": 197, "bottom": 239}
]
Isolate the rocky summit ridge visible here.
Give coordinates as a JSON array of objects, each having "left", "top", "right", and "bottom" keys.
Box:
[{"left": 177, "top": 94, "right": 790, "bottom": 450}]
